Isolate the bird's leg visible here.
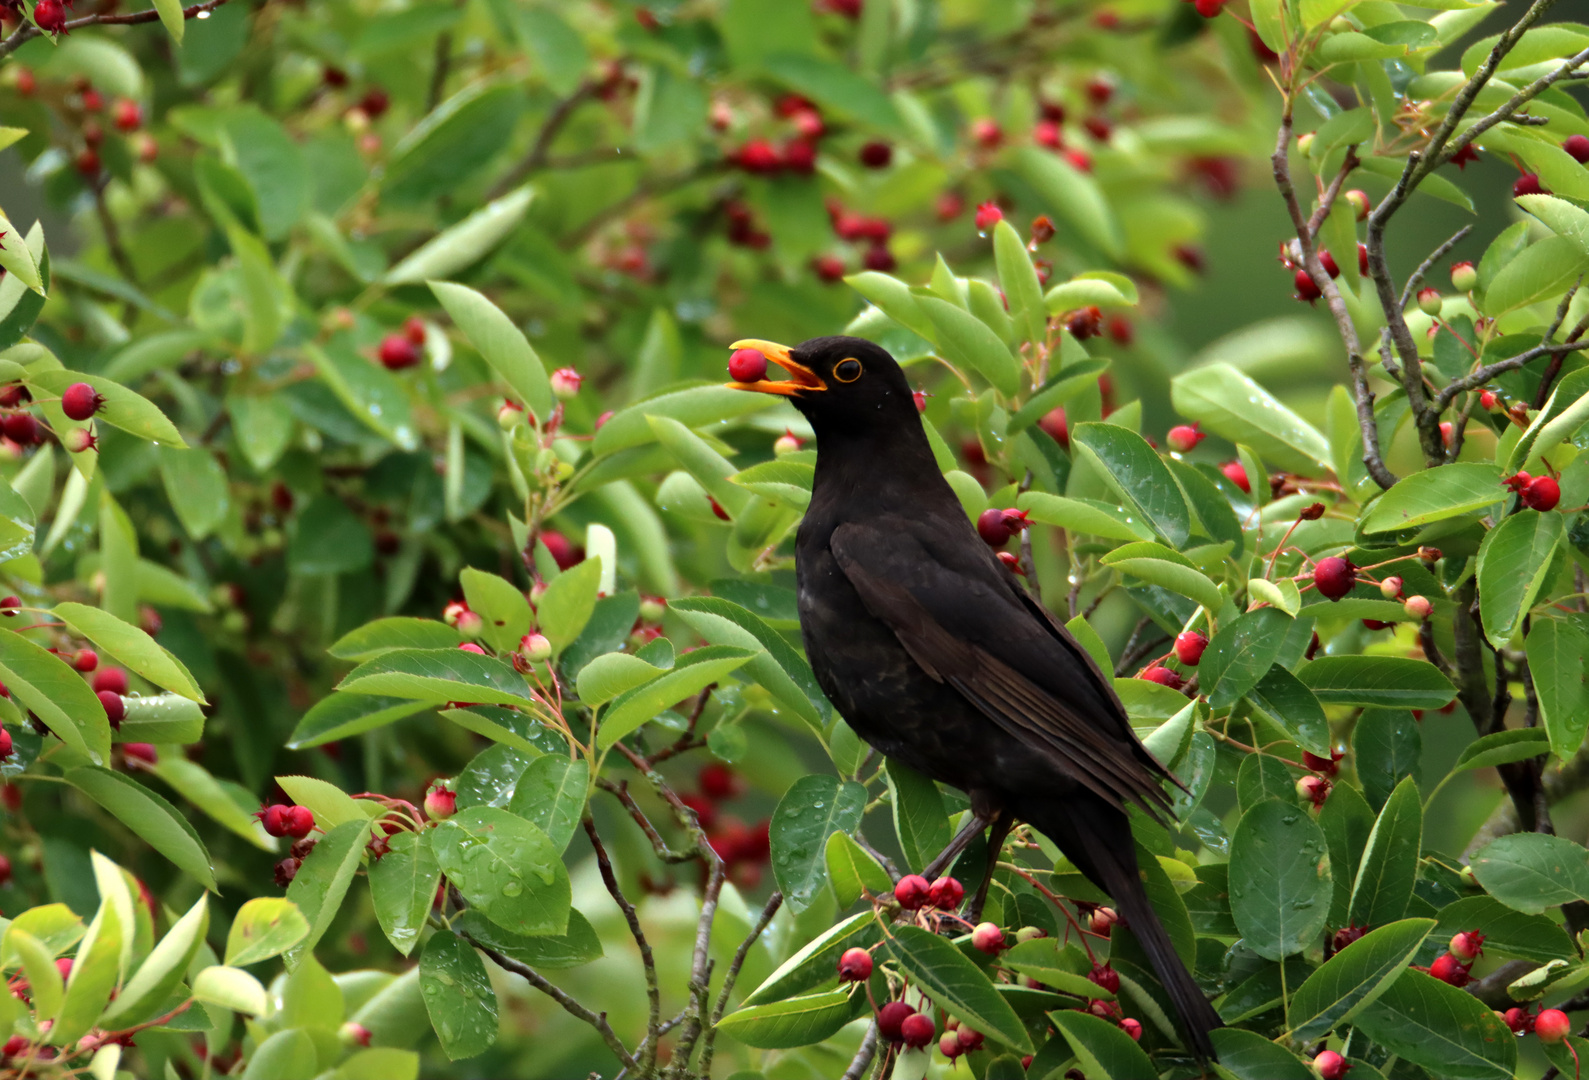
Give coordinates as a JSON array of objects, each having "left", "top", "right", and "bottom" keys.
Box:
[
  {"left": 922, "top": 809, "right": 992, "bottom": 879},
  {"left": 965, "top": 813, "right": 1013, "bottom": 922}
]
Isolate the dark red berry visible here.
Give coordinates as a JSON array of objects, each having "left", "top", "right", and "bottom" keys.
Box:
[
  {"left": 977, "top": 508, "right": 1012, "bottom": 547},
  {"left": 858, "top": 141, "right": 892, "bottom": 168},
  {"left": 1427, "top": 952, "right": 1470, "bottom": 986},
  {"left": 93, "top": 667, "right": 128, "bottom": 695},
  {"left": 837, "top": 947, "right": 873, "bottom": 982},
  {"left": 97, "top": 690, "right": 124, "bottom": 728},
  {"left": 878, "top": 1001, "right": 915, "bottom": 1043},
  {"left": 928, "top": 876, "right": 964, "bottom": 909},
  {"left": 1294, "top": 268, "right": 1323, "bottom": 302},
  {"left": 862, "top": 245, "right": 895, "bottom": 272},
  {"left": 61, "top": 382, "right": 104, "bottom": 421},
  {"left": 1512, "top": 173, "right": 1546, "bottom": 198},
  {"left": 273, "top": 857, "right": 302, "bottom": 887},
  {"left": 283, "top": 805, "right": 315, "bottom": 838},
  {"left": 2, "top": 412, "right": 39, "bottom": 445},
  {"left": 1089, "top": 964, "right": 1120, "bottom": 994},
  {"left": 899, "top": 1012, "right": 935, "bottom": 1049},
  {"left": 377, "top": 334, "right": 420, "bottom": 371},
  {"left": 1564, "top": 135, "right": 1589, "bottom": 164},
  {"left": 894, "top": 874, "right": 931, "bottom": 910},
  {"left": 1522, "top": 475, "right": 1560, "bottom": 511},
  {"left": 699, "top": 763, "right": 739, "bottom": 799},
  {"left": 33, "top": 0, "right": 65, "bottom": 34},
  {"left": 1313, "top": 556, "right": 1356, "bottom": 600}
]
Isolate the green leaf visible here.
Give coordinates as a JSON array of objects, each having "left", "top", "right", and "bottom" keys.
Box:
[
  {"left": 224, "top": 896, "right": 309, "bottom": 967},
  {"left": 289, "top": 694, "right": 432, "bottom": 749},
  {"left": 431, "top": 806, "right": 571, "bottom": 936},
  {"left": 1297, "top": 655, "right": 1456, "bottom": 708},
  {"left": 158, "top": 447, "right": 230, "bottom": 540},
  {"left": 506, "top": 755, "right": 589, "bottom": 853},
  {"left": 191, "top": 965, "right": 268, "bottom": 1016},
  {"left": 1477, "top": 509, "right": 1562, "bottom": 647},
  {"left": 1228, "top": 799, "right": 1332, "bottom": 960},
  {"left": 148, "top": 753, "right": 266, "bottom": 845},
  {"left": 24, "top": 369, "right": 184, "bottom": 447},
  {"left": 1525, "top": 616, "right": 1589, "bottom": 759},
  {"left": 716, "top": 987, "right": 859, "bottom": 1050},
  {"left": 770, "top": 775, "right": 868, "bottom": 913},
  {"left": 338, "top": 648, "right": 536, "bottom": 709},
  {"left": 419, "top": 933, "right": 498, "bottom": 1060},
  {"left": 1209, "top": 1027, "right": 1315, "bottom": 1080},
  {"left": 742, "top": 912, "right": 880, "bottom": 1007},
  {"left": 429, "top": 278, "right": 552, "bottom": 421},
  {"left": 1289, "top": 917, "right": 1434, "bottom": 1040},
  {"left": 52, "top": 602, "right": 205, "bottom": 702},
  {"left": 8, "top": 927, "right": 63, "bottom": 1023},
  {"left": 886, "top": 925, "right": 1033, "bottom": 1052},
  {"left": 1002, "top": 939, "right": 1113, "bottom": 1000},
  {"left": 993, "top": 220, "right": 1046, "bottom": 346},
  {"left": 458, "top": 568, "right": 531, "bottom": 654},
  {"left": 1171, "top": 363, "right": 1332, "bottom": 474},
  {"left": 284, "top": 819, "right": 370, "bottom": 966},
  {"left": 370, "top": 832, "right": 441, "bottom": 958},
  {"left": 65, "top": 767, "right": 215, "bottom": 889},
  {"left": 1101, "top": 550, "right": 1223, "bottom": 612},
  {"left": 1433, "top": 895, "right": 1576, "bottom": 962},
  {"left": 914, "top": 293, "right": 1021, "bottom": 397},
  {"left": 591, "top": 385, "right": 778, "bottom": 455},
  {"left": 1200, "top": 607, "right": 1292, "bottom": 710},
  {"left": 824, "top": 830, "right": 891, "bottom": 907},
  {"left": 1352, "top": 709, "right": 1422, "bottom": 809},
  {"left": 536, "top": 557, "right": 603, "bottom": 655},
  {"left": 1351, "top": 970, "right": 1516, "bottom": 1080},
  {"left": 381, "top": 78, "right": 524, "bottom": 202},
  {"left": 1245, "top": 664, "right": 1331, "bottom": 757},
  {"left": 1510, "top": 366, "right": 1589, "bottom": 472},
  {"left": 1014, "top": 147, "right": 1123, "bottom": 258},
  {"left": 0, "top": 628, "right": 112, "bottom": 765},
  {"left": 596, "top": 645, "right": 754, "bottom": 749},
  {"left": 1348, "top": 778, "right": 1423, "bottom": 928},
  {"left": 289, "top": 495, "right": 374, "bottom": 576},
  {"left": 1017, "top": 492, "right": 1154, "bottom": 542},
  {"left": 574, "top": 652, "right": 664, "bottom": 706},
  {"left": 1070, "top": 423, "right": 1190, "bottom": 548},
  {"left": 1049, "top": 1009, "right": 1156, "bottom": 1079},
  {"left": 671, "top": 596, "right": 829, "bottom": 729},
  {"left": 1483, "top": 236, "right": 1589, "bottom": 317},
  {"left": 844, "top": 271, "right": 938, "bottom": 343},
  {"left": 241, "top": 1029, "right": 317, "bottom": 1080},
  {"left": 1043, "top": 275, "right": 1138, "bottom": 312},
  {"left": 1361, "top": 463, "right": 1505, "bottom": 533},
  {"left": 52, "top": 899, "right": 121, "bottom": 1046},
  {"left": 330, "top": 618, "right": 464, "bottom": 661},
  {"left": 459, "top": 906, "right": 602, "bottom": 971},
  {"left": 1455, "top": 728, "right": 1551, "bottom": 771},
  {"left": 277, "top": 774, "right": 380, "bottom": 829},
  {"left": 102, "top": 894, "right": 209, "bottom": 1026},
  {"left": 1471, "top": 833, "right": 1589, "bottom": 913},
  {"left": 759, "top": 53, "right": 901, "bottom": 131},
  {"left": 885, "top": 758, "right": 950, "bottom": 875}
]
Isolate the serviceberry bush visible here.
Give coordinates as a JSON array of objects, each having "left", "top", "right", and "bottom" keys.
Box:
[{"left": 0, "top": 0, "right": 1588, "bottom": 1077}]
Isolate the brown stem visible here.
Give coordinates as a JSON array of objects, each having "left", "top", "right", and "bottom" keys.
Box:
[
  {"left": 842, "top": 1022, "right": 881, "bottom": 1080},
  {"left": 427, "top": 32, "right": 453, "bottom": 112},
  {"left": 699, "top": 891, "right": 784, "bottom": 1078},
  {"left": 597, "top": 778, "right": 698, "bottom": 863},
  {"left": 487, "top": 80, "right": 599, "bottom": 200},
  {"left": 1399, "top": 226, "right": 1473, "bottom": 310},
  {"left": 584, "top": 815, "right": 663, "bottom": 1073}
]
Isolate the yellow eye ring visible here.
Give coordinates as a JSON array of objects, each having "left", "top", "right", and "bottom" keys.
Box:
[{"left": 834, "top": 359, "right": 863, "bottom": 382}]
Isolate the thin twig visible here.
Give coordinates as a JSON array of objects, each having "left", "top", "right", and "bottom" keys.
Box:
[
  {"left": 1399, "top": 226, "right": 1473, "bottom": 310},
  {"left": 700, "top": 891, "right": 784, "bottom": 1078},
  {"left": 427, "top": 32, "right": 453, "bottom": 112},
  {"left": 487, "top": 80, "right": 599, "bottom": 199},
  {"left": 598, "top": 778, "right": 698, "bottom": 863},
  {"left": 1434, "top": 339, "right": 1589, "bottom": 411},
  {"left": 842, "top": 1022, "right": 881, "bottom": 1080},
  {"left": 0, "top": 0, "right": 232, "bottom": 60},
  {"left": 584, "top": 815, "right": 663, "bottom": 1073},
  {"left": 469, "top": 934, "right": 643, "bottom": 1075},
  {"left": 1435, "top": 45, "right": 1589, "bottom": 171}
]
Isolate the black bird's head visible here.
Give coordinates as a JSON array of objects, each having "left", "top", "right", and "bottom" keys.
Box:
[{"left": 725, "top": 335, "right": 918, "bottom": 438}]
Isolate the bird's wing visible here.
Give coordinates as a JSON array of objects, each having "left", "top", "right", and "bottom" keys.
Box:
[{"left": 830, "top": 522, "right": 1175, "bottom": 820}]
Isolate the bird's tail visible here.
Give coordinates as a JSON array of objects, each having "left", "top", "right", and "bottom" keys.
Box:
[{"left": 1018, "top": 796, "right": 1222, "bottom": 1061}]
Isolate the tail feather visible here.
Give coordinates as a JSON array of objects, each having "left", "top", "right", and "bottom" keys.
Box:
[{"left": 1018, "top": 795, "right": 1222, "bottom": 1061}]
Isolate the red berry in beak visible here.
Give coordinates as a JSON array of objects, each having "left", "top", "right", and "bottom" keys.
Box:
[{"left": 728, "top": 348, "right": 768, "bottom": 383}]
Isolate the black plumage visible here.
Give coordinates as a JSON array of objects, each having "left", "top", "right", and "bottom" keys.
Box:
[{"left": 728, "top": 334, "right": 1222, "bottom": 1060}]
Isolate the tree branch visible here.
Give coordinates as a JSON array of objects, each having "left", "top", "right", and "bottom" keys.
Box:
[
  {"left": 597, "top": 778, "right": 699, "bottom": 863},
  {"left": 1434, "top": 339, "right": 1589, "bottom": 411},
  {"left": 842, "top": 1022, "right": 881, "bottom": 1080},
  {"left": 1434, "top": 45, "right": 1589, "bottom": 171},
  {"left": 583, "top": 815, "right": 663, "bottom": 1073},
  {"left": 0, "top": 0, "right": 233, "bottom": 61},
  {"left": 1399, "top": 226, "right": 1473, "bottom": 311},
  {"left": 468, "top": 934, "right": 643, "bottom": 1075},
  {"left": 487, "top": 80, "right": 599, "bottom": 200},
  {"left": 699, "top": 891, "right": 784, "bottom": 1077}
]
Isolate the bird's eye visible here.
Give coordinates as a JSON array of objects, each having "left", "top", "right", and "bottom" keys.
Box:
[{"left": 834, "top": 358, "right": 863, "bottom": 382}]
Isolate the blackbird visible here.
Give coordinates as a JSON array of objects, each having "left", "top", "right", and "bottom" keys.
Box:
[{"left": 728, "top": 335, "right": 1222, "bottom": 1060}]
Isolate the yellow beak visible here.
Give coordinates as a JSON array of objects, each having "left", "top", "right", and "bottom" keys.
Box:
[{"left": 724, "top": 339, "right": 827, "bottom": 397}]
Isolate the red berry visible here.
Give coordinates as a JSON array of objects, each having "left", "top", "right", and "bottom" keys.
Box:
[
  {"left": 928, "top": 876, "right": 964, "bottom": 909},
  {"left": 1479, "top": 389, "right": 1498, "bottom": 410},
  {"left": 1065, "top": 306, "right": 1103, "bottom": 339},
  {"left": 123, "top": 742, "right": 157, "bottom": 765},
  {"left": 75, "top": 147, "right": 100, "bottom": 178},
  {"left": 1064, "top": 147, "right": 1093, "bottom": 172},
  {"left": 699, "top": 763, "right": 739, "bottom": 799},
  {"left": 894, "top": 874, "right": 931, "bottom": 910},
  {"left": 424, "top": 787, "right": 456, "bottom": 820},
  {"left": 0, "top": 729, "right": 11, "bottom": 762},
  {"left": 679, "top": 793, "right": 717, "bottom": 830},
  {"left": 1451, "top": 261, "right": 1478, "bottom": 292},
  {"left": 0, "top": 595, "right": 18, "bottom": 617},
  {"left": 1427, "top": 952, "right": 1470, "bottom": 986},
  {"left": 1440, "top": 421, "right": 1455, "bottom": 449},
  {"left": 977, "top": 507, "right": 1013, "bottom": 547},
  {"left": 1038, "top": 407, "right": 1068, "bottom": 449},
  {"left": 359, "top": 88, "right": 390, "bottom": 119},
  {"left": 1358, "top": 243, "right": 1369, "bottom": 276},
  {"left": 1085, "top": 76, "right": 1114, "bottom": 106},
  {"left": 1294, "top": 268, "right": 1323, "bottom": 302},
  {"left": 1141, "top": 665, "right": 1184, "bottom": 690},
  {"left": 939, "top": 1031, "right": 963, "bottom": 1059},
  {"left": 0, "top": 852, "right": 10, "bottom": 886},
  {"left": 956, "top": 1027, "right": 983, "bottom": 1051},
  {"left": 878, "top": 1001, "right": 916, "bottom": 1043},
  {"left": 1083, "top": 115, "right": 1113, "bottom": 142},
  {"left": 33, "top": 0, "right": 66, "bottom": 34},
  {"left": 1034, "top": 120, "right": 1063, "bottom": 150},
  {"left": 782, "top": 138, "right": 816, "bottom": 174},
  {"left": 457, "top": 642, "right": 486, "bottom": 655},
  {"left": 539, "top": 530, "right": 582, "bottom": 570},
  {"left": 259, "top": 804, "right": 292, "bottom": 837},
  {"left": 1504, "top": 1007, "right": 1535, "bottom": 1034},
  {"left": 1107, "top": 315, "right": 1133, "bottom": 345},
  {"left": 1174, "top": 631, "right": 1207, "bottom": 666},
  {"left": 862, "top": 245, "right": 896, "bottom": 272},
  {"left": 56, "top": 956, "right": 73, "bottom": 981},
  {"left": 61, "top": 382, "right": 104, "bottom": 421},
  {"left": 403, "top": 316, "right": 427, "bottom": 346},
  {"left": 1119, "top": 1017, "right": 1143, "bottom": 1041},
  {"left": 913, "top": 390, "right": 929, "bottom": 413},
  {"left": 1313, "top": 556, "right": 1356, "bottom": 600},
  {"left": 858, "top": 141, "right": 892, "bottom": 168},
  {"left": 1522, "top": 475, "right": 1560, "bottom": 511},
  {"left": 377, "top": 334, "right": 420, "bottom": 371},
  {"left": 838, "top": 947, "right": 873, "bottom": 982},
  {"left": 2, "top": 413, "right": 38, "bottom": 445},
  {"left": 1089, "top": 964, "right": 1120, "bottom": 994},
  {"left": 1449, "top": 929, "right": 1485, "bottom": 962},
  {"left": 900, "top": 1012, "right": 935, "bottom": 1049},
  {"left": 736, "top": 139, "right": 782, "bottom": 174},
  {"left": 112, "top": 99, "right": 142, "bottom": 133},
  {"left": 812, "top": 255, "right": 847, "bottom": 283},
  {"left": 1313, "top": 1050, "right": 1350, "bottom": 1079},
  {"left": 1297, "top": 774, "right": 1331, "bottom": 808},
  {"left": 93, "top": 667, "right": 128, "bottom": 695},
  {"left": 1564, "top": 135, "right": 1589, "bottom": 164},
  {"left": 1166, "top": 423, "right": 1204, "bottom": 453},
  {"left": 1536, "top": 1008, "right": 1571, "bottom": 1043},
  {"left": 1514, "top": 173, "right": 1548, "bottom": 197},
  {"left": 970, "top": 118, "right": 1002, "bottom": 149},
  {"left": 283, "top": 805, "right": 315, "bottom": 838},
  {"left": 1318, "top": 250, "right": 1340, "bottom": 279},
  {"left": 71, "top": 648, "right": 98, "bottom": 672},
  {"left": 97, "top": 690, "right": 125, "bottom": 727},
  {"left": 1221, "top": 460, "right": 1250, "bottom": 493},
  {"left": 1404, "top": 595, "right": 1432, "bottom": 620},
  {"left": 1303, "top": 750, "right": 1341, "bottom": 776},
  {"left": 728, "top": 348, "right": 768, "bottom": 383},
  {"left": 974, "top": 202, "right": 1003, "bottom": 232}
]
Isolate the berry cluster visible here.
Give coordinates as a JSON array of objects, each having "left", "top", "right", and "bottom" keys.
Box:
[{"left": 683, "top": 765, "right": 773, "bottom": 889}]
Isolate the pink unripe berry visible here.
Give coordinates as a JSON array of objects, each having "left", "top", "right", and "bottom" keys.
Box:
[
  {"left": 458, "top": 643, "right": 486, "bottom": 655},
  {"left": 339, "top": 1022, "right": 372, "bottom": 1047},
  {"left": 61, "top": 383, "right": 104, "bottom": 421},
  {"left": 1090, "top": 906, "right": 1117, "bottom": 935},
  {"left": 1404, "top": 595, "right": 1432, "bottom": 620},
  {"left": 971, "top": 922, "right": 1006, "bottom": 954},
  {"left": 1416, "top": 288, "right": 1443, "bottom": 317},
  {"left": 1536, "top": 1008, "right": 1571, "bottom": 1043},
  {"left": 550, "top": 368, "right": 582, "bottom": 400},
  {"left": 1313, "top": 556, "right": 1356, "bottom": 601},
  {"left": 1313, "top": 1050, "right": 1350, "bottom": 1079},
  {"left": 928, "top": 876, "right": 964, "bottom": 909},
  {"left": 894, "top": 874, "right": 931, "bottom": 910},
  {"left": 519, "top": 633, "right": 552, "bottom": 662},
  {"left": 1174, "top": 631, "right": 1207, "bottom": 666},
  {"left": 1449, "top": 929, "right": 1484, "bottom": 962},
  {"left": 1380, "top": 576, "right": 1403, "bottom": 599},
  {"left": 969, "top": 118, "right": 1002, "bottom": 149},
  {"left": 773, "top": 430, "right": 802, "bottom": 456},
  {"left": 1297, "top": 774, "right": 1331, "bottom": 808},
  {"left": 425, "top": 786, "right": 457, "bottom": 820},
  {"left": 956, "top": 1027, "right": 983, "bottom": 1051},
  {"left": 1480, "top": 389, "right": 1499, "bottom": 410},
  {"left": 1166, "top": 423, "right": 1204, "bottom": 453},
  {"left": 1119, "top": 1017, "right": 1142, "bottom": 1041},
  {"left": 939, "top": 1032, "right": 963, "bottom": 1058},
  {"left": 454, "top": 609, "right": 484, "bottom": 637},
  {"left": 122, "top": 742, "right": 157, "bottom": 764},
  {"left": 973, "top": 202, "right": 1003, "bottom": 231},
  {"left": 899, "top": 1012, "right": 935, "bottom": 1049},
  {"left": 63, "top": 428, "right": 97, "bottom": 454},
  {"left": 728, "top": 348, "right": 767, "bottom": 383},
  {"left": 497, "top": 401, "right": 524, "bottom": 430},
  {"left": 1344, "top": 189, "right": 1370, "bottom": 220},
  {"left": 1451, "top": 261, "right": 1478, "bottom": 292},
  {"left": 1221, "top": 460, "right": 1250, "bottom": 493},
  {"left": 1015, "top": 926, "right": 1047, "bottom": 943},
  {"left": 838, "top": 947, "right": 873, "bottom": 982}
]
